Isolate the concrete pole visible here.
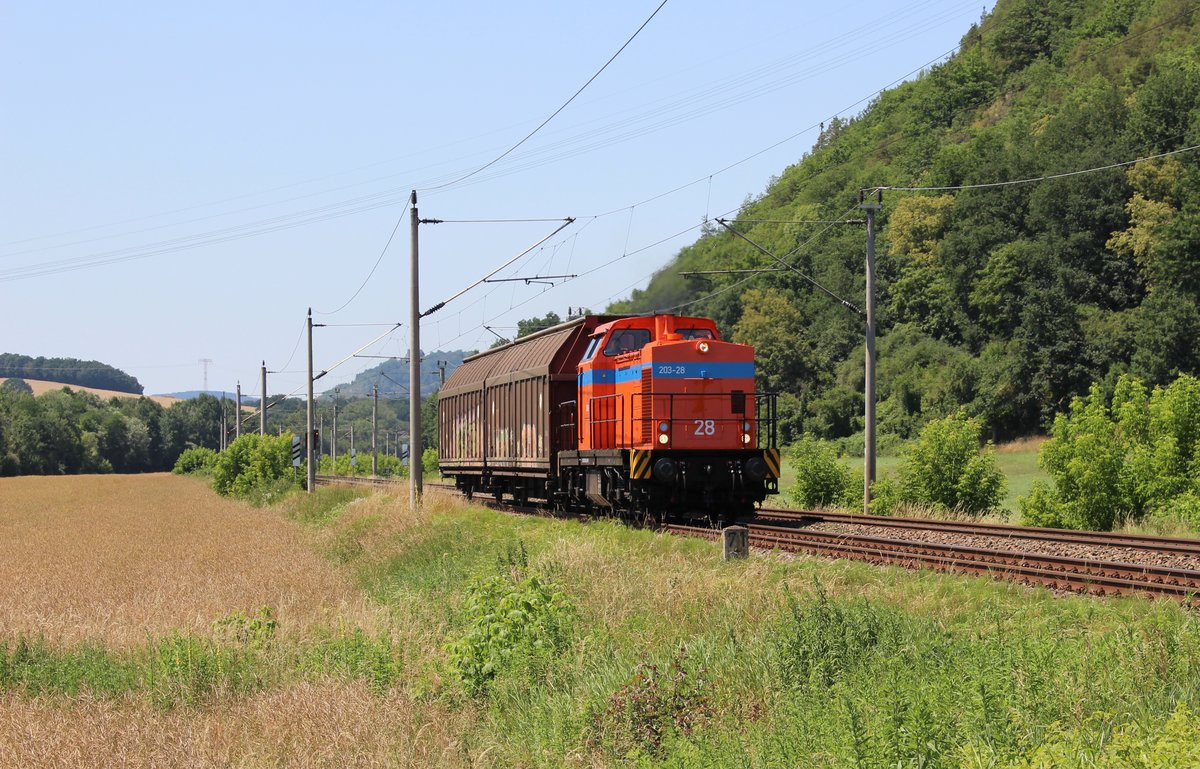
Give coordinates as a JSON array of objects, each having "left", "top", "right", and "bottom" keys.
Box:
[
  {"left": 260, "top": 362, "right": 266, "bottom": 436},
  {"left": 319, "top": 414, "right": 324, "bottom": 456},
  {"left": 235, "top": 382, "right": 241, "bottom": 440},
  {"left": 409, "top": 190, "right": 423, "bottom": 509},
  {"left": 332, "top": 388, "right": 339, "bottom": 464},
  {"left": 372, "top": 384, "right": 378, "bottom": 476},
  {"left": 306, "top": 308, "right": 315, "bottom": 494},
  {"left": 860, "top": 193, "right": 881, "bottom": 513}
]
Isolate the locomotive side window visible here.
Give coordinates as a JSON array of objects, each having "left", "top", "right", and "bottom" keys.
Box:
[
  {"left": 603, "top": 328, "right": 651, "bottom": 356},
  {"left": 581, "top": 335, "right": 601, "bottom": 362},
  {"left": 677, "top": 328, "right": 714, "bottom": 340}
]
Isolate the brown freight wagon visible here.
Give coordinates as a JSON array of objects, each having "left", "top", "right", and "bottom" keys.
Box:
[{"left": 437, "top": 316, "right": 615, "bottom": 502}]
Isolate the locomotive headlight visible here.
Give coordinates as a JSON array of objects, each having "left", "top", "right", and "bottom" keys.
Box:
[
  {"left": 741, "top": 433, "right": 752, "bottom": 444},
  {"left": 658, "top": 433, "right": 669, "bottom": 445},
  {"left": 696, "top": 341, "right": 710, "bottom": 353},
  {"left": 658, "top": 421, "right": 670, "bottom": 433}
]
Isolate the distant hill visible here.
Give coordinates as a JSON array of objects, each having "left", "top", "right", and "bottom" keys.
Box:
[
  {"left": 327, "top": 351, "right": 472, "bottom": 399},
  {"left": 0, "top": 354, "right": 142, "bottom": 394},
  {"left": 160, "top": 390, "right": 245, "bottom": 401}
]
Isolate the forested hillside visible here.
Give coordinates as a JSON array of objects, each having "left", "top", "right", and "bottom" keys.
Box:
[
  {"left": 332, "top": 350, "right": 471, "bottom": 398},
  {"left": 611, "top": 0, "right": 1200, "bottom": 444},
  {"left": 0, "top": 354, "right": 142, "bottom": 394}
]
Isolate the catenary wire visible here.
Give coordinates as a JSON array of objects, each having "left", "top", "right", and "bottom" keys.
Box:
[{"left": 422, "top": 0, "right": 670, "bottom": 191}]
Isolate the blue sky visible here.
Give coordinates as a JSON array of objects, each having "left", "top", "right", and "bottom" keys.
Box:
[{"left": 1, "top": 0, "right": 992, "bottom": 396}]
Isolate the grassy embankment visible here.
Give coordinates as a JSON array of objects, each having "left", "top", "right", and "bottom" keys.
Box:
[{"left": 3, "top": 473, "right": 1199, "bottom": 767}]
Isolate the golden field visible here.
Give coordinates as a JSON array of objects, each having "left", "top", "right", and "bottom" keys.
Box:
[
  {"left": 20, "top": 379, "right": 180, "bottom": 408},
  {"left": 0, "top": 475, "right": 482, "bottom": 768},
  {"left": 0, "top": 474, "right": 381, "bottom": 647}
]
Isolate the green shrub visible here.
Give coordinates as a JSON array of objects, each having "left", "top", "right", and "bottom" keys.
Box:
[
  {"left": 318, "top": 452, "right": 406, "bottom": 477},
  {"left": 172, "top": 446, "right": 217, "bottom": 475},
  {"left": 211, "top": 433, "right": 298, "bottom": 501},
  {"left": 1020, "top": 374, "right": 1200, "bottom": 530},
  {"left": 422, "top": 447, "right": 439, "bottom": 477},
  {"left": 786, "top": 436, "right": 861, "bottom": 509},
  {"left": 444, "top": 544, "right": 573, "bottom": 694},
  {"left": 872, "top": 411, "right": 1005, "bottom": 516},
  {"left": 213, "top": 606, "right": 278, "bottom": 648}
]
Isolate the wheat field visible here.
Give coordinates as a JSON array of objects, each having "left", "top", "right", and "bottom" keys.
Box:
[{"left": 0, "top": 474, "right": 382, "bottom": 647}]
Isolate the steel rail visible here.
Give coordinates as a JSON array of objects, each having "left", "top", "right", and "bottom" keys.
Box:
[{"left": 755, "top": 507, "right": 1200, "bottom": 556}]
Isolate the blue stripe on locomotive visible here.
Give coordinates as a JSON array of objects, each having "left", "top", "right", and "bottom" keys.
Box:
[{"left": 578, "top": 362, "right": 754, "bottom": 387}]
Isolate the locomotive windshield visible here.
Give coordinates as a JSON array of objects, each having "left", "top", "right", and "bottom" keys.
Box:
[
  {"left": 581, "top": 335, "right": 601, "bottom": 362},
  {"left": 677, "top": 328, "right": 714, "bottom": 340},
  {"left": 603, "top": 328, "right": 652, "bottom": 356}
]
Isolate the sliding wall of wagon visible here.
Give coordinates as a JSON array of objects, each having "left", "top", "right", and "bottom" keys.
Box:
[{"left": 437, "top": 317, "right": 605, "bottom": 477}]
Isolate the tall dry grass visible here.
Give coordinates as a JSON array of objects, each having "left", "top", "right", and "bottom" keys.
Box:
[
  {"left": 0, "top": 474, "right": 383, "bottom": 646},
  {"left": 0, "top": 682, "right": 474, "bottom": 769}
]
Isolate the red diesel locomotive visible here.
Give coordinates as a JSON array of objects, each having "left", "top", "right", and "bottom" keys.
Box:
[{"left": 437, "top": 314, "right": 780, "bottom": 521}]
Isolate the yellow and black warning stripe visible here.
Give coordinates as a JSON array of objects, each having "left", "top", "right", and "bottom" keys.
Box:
[
  {"left": 630, "top": 449, "right": 653, "bottom": 480},
  {"left": 763, "top": 447, "right": 781, "bottom": 479}
]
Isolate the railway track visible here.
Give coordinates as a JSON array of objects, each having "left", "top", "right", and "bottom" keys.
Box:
[
  {"left": 667, "top": 522, "right": 1200, "bottom": 600},
  {"left": 755, "top": 507, "right": 1200, "bottom": 558},
  {"left": 314, "top": 475, "right": 1200, "bottom": 601}
]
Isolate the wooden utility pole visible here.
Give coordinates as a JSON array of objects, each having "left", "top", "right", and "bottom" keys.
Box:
[
  {"left": 409, "top": 190, "right": 423, "bottom": 509},
  {"left": 306, "top": 308, "right": 315, "bottom": 493},
  {"left": 372, "top": 384, "right": 378, "bottom": 476},
  {"left": 859, "top": 190, "right": 882, "bottom": 513},
  {"left": 235, "top": 382, "right": 241, "bottom": 440}
]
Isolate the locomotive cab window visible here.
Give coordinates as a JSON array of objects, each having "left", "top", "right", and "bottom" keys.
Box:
[
  {"left": 677, "top": 328, "right": 714, "bottom": 340},
  {"left": 603, "top": 328, "right": 651, "bottom": 356},
  {"left": 581, "top": 335, "right": 601, "bottom": 362}
]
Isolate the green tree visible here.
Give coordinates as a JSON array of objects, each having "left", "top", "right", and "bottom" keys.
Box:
[
  {"left": 1, "top": 378, "right": 32, "bottom": 395},
  {"left": 872, "top": 411, "right": 1005, "bottom": 517}
]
